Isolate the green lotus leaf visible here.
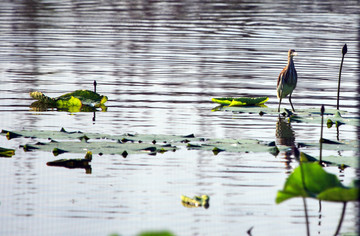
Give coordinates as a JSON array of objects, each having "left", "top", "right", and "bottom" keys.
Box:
[
  {"left": 137, "top": 231, "right": 175, "bottom": 236},
  {"left": 56, "top": 96, "right": 82, "bottom": 108},
  {"left": 212, "top": 97, "right": 269, "bottom": 106},
  {"left": 211, "top": 97, "right": 234, "bottom": 105},
  {"left": 29, "top": 90, "right": 108, "bottom": 112},
  {"left": 229, "top": 97, "right": 269, "bottom": 106},
  {"left": 57, "top": 90, "right": 107, "bottom": 106},
  {"left": 276, "top": 162, "right": 359, "bottom": 204},
  {"left": 317, "top": 187, "right": 359, "bottom": 202}
]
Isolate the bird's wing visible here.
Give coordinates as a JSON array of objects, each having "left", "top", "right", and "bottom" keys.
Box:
[{"left": 277, "top": 66, "right": 287, "bottom": 87}]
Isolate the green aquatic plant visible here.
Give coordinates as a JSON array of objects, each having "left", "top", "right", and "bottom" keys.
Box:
[
  {"left": 337, "top": 44, "right": 347, "bottom": 110},
  {"left": 109, "top": 231, "right": 175, "bottom": 236},
  {"left": 137, "top": 231, "right": 175, "bottom": 236},
  {"left": 212, "top": 104, "right": 359, "bottom": 127},
  {"left": 276, "top": 161, "right": 359, "bottom": 235},
  {"left": 276, "top": 162, "right": 359, "bottom": 204},
  {"left": 29, "top": 90, "right": 108, "bottom": 112},
  {"left": 46, "top": 151, "right": 92, "bottom": 174},
  {"left": 0, "top": 128, "right": 358, "bottom": 167},
  {"left": 0, "top": 147, "right": 15, "bottom": 157},
  {"left": 212, "top": 97, "right": 269, "bottom": 106}
]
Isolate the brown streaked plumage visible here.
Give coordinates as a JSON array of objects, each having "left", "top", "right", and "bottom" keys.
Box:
[{"left": 277, "top": 49, "right": 298, "bottom": 112}]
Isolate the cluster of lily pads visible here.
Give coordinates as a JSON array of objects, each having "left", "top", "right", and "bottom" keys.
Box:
[{"left": 212, "top": 96, "right": 359, "bottom": 235}]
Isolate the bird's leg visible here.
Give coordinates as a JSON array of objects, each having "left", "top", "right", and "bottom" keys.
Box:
[
  {"left": 278, "top": 98, "right": 282, "bottom": 112},
  {"left": 289, "top": 94, "right": 295, "bottom": 112}
]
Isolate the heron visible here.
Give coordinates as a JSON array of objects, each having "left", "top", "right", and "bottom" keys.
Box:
[{"left": 277, "top": 49, "right": 298, "bottom": 112}]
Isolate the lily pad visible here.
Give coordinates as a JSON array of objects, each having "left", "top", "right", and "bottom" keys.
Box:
[
  {"left": 0, "top": 129, "right": 276, "bottom": 156},
  {"left": 213, "top": 105, "right": 360, "bottom": 127},
  {"left": 0, "top": 129, "right": 358, "bottom": 168},
  {"left": 212, "top": 97, "right": 269, "bottom": 106}
]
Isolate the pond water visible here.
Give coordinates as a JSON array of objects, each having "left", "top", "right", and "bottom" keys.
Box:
[{"left": 0, "top": 0, "right": 359, "bottom": 235}]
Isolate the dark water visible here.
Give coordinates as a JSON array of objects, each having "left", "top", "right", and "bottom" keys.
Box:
[{"left": 0, "top": 0, "right": 359, "bottom": 235}]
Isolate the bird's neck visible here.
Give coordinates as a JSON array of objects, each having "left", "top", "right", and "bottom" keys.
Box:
[{"left": 288, "top": 57, "right": 294, "bottom": 67}]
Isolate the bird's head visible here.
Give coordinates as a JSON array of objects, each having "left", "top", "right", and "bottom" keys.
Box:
[{"left": 288, "top": 49, "right": 298, "bottom": 57}]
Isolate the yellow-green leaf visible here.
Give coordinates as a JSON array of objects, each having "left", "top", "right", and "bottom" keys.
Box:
[
  {"left": 56, "top": 96, "right": 82, "bottom": 108},
  {"left": 0, "top": 147, "right": 15, "bottom": 157},
  {"left": 229, "top": 97, "right": 269, "bottom": 106},
  {"left": 212, "top": 97, "right": 269, "bottom": 106}
]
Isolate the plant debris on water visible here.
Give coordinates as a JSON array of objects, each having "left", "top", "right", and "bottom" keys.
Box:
[
  {"left": 29, "top": 90, "right": 108, "bottom": 112},
  {"left": 181, "top": 195, "right": 210, "bottom": 209}
]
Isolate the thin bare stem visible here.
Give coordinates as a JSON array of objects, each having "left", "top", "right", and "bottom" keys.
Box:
[
  {"left": 337, "top": 44, "right": 347, "bottom": 110},
  {"left": 334, "top": 202, "right": 347, "bottom": 236},
  {"left": 303, "top": 197, "right": 310, "bottom": 236},
  {"left": 320, "top": 105, "right": 324, "bottom": 163}
]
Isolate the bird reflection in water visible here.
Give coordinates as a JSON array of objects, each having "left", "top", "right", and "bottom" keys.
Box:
[{"left": 275, "top": 116, "right": 296, "bottom": 170}]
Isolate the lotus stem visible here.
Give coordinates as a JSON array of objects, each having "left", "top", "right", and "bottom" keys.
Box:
[
  {"left": 320, "top": 105, "right": 324, "bottom": 163},
  {"left": 334, "top": 202, "right": 347, "bottom": 236},
  {"left": 94, "top": 80, "right": 97, "bottom": 93},
  {"left": 302, "top": 197, "right": 310, "bottom": 236},
  {"left": 336, "top": 44, "right": 347, "bottom": 110}
]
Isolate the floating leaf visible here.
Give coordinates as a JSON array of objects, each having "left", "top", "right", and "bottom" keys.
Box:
[
  {"left": 181, "top": 195, "right": 210, "bottom": 209},
  {"left": 213, "top": 105, "right": 360, "bottom": 127},
  {"left": 52, "top": 148, "right": 68, "bottom": 156},
  {"left": 30, "top": 91, "right": 57, "bottom": 106},
  {"left": 137, "top": 231, "right": 175, "bottom": 236},
  {"left": 212, "top": 97, "right": 269, "bottom": 106},
  {"left": 57, "top": 90, "right": 108, "bottom": 106},
  {"left": 212, "top": 147, "right": 224, "bottom": 155},
  {"left": 299, "top": 152, "right": 318, "bottom": 162},
  {"left": 46, "top": 151, "right": 92, "bottom": 174},
  {"left": 211, "top": 97, "right": 235, "bottom": 106},
  {"left": 0, "top": 147, "right": 15, "bottom": 157},
  {"left": 29, "top": 90, "right": 108, "bottom": 112},
  {"left": 321, "top": 138, "right": 342, "bottom": 145},
  {"left": 56, "top": 96, "right": 82, "bottom": 109},
  {"left": 1, "top": 129, "right": 358, "bottom": 168},
  {"left": 268, "top": 145, "right": 280, "bottom": 156}
]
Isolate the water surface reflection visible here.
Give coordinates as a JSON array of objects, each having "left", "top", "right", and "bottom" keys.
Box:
[{"left": 0, "top": 0, "right": 359, "bottom": 235}]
